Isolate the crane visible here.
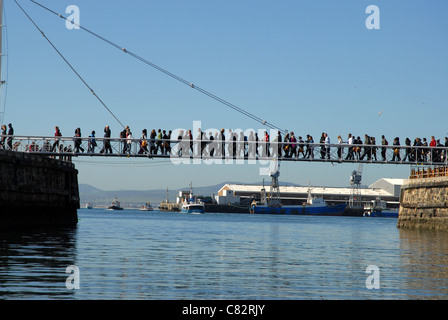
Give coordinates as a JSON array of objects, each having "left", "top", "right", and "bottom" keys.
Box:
[{"left": 349, "top": 163, "right": 363, "bottom": 208}]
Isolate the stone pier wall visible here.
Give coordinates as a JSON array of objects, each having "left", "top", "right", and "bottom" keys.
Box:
[
  {"left": 0, "top": 149, "right": 79, "bottom": 228},
  {"left": 398, "top": 176, "right": 448, "bottom": 231}
]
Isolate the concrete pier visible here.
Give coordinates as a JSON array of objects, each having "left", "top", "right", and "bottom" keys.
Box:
[
  {"left": 0, "top": 149, "right": 79, "bottom": 228},
  {"left": 398, "top": 168, "right": 448, "bottom": 231}
]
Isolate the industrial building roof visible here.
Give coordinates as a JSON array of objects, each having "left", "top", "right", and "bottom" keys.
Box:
[{"left": 218, "top": 178, "right": 405, "bottom": 199}]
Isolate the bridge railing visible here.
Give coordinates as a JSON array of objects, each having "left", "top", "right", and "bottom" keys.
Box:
[
  {"left": 2, "top": 135, "right": 448, "bottom": 165},
  {"left": 409, "top": 165, "right": 448, "bottom": 179}
]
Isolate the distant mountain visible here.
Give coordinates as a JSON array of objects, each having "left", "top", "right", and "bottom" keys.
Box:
[
  {"left": 79, "top": 181, "right": 242, "bottom": 208},
  {"left": 78, "top": 184, "right": 104, "bottom": 194},
  {"left": 79, "top": 180, "right": 303, "bottom": 208}
]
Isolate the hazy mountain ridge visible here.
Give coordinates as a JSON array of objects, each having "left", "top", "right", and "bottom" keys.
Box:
[
  {"left": 79, "top": 181, "right": 249, "bottom": 207},
  {"left": 79, "top": 181, "right": 302, "bottom": 207}
]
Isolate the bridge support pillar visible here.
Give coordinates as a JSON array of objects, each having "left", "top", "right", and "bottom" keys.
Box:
[{"left": 0, "top": 149, "right": 79, "bottom": 229}]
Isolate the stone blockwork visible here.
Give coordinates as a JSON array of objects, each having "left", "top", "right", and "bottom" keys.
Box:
[
  {"left": 398, "top": 176, "right": 448, "bottom": 231},
  {"left": 0, "top": 150, "right": 79, "bottom": 228}
]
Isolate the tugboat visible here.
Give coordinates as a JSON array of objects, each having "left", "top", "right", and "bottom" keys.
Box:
[
  {"left": 181, "top": 183, "right": 204, "bottom": 214},
  {"left": 139, "top": 201, "right": 153, "bottom": 211},
  {"left": 108, "top": 196, "right": 123, "bottom": 210},
  {"left": 363, "top": 197, "right": 398, "bottom": 218}
]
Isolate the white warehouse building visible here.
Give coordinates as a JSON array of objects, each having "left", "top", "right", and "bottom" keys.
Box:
[{"left": 215, "top": 178, "right": 405, "bottom": 208}]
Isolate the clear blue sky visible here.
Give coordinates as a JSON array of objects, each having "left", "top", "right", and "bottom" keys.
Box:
[{"left": 1, "top": 0, "right": 447, "bottom": 191}]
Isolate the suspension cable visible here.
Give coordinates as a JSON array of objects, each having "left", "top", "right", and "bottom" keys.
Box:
[
  {"left": 28, "top": 0, "right": 288, "bottom": 134},
  {"left": 13, "top": 0, "right": 125, "bottom": 128}
]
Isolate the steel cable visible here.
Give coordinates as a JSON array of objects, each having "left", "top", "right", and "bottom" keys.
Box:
[{"left": 28, "top": 0, "right": 288, "bottom": 134}]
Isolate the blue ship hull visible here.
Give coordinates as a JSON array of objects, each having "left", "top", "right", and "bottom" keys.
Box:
[
  {"left": 182, "top": 208, "right": 205, "bottom": 214},
  {"left": 253, "top": 203, "right": 347, "bottom": 216},
  {"left": 365, "top": 210, "right": 398, "bottom": 218},
  {"left": 181, "top": 203, "right": 205, "bottom": 214}
]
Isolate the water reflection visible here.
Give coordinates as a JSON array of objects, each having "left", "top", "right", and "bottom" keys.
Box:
[
  {"left": 0, "top": 227, "right": 79, "bottom": 299},
  {"left": 4, "top": 211, "right": 448, "bottom": 300},
  {"left": 399, "top": 229, "right": 448, "bottom": 299}
]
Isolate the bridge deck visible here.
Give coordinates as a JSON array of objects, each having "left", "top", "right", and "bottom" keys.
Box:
[{"left": 2, "top": 135, "right": 448, "bottom": 166}]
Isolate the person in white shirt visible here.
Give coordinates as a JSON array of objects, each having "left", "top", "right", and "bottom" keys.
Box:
[
  {"left": 345, "top": 133, "right": 354, "bottom": 160},
  {"left": 324, "top": 133, "right": 331, "bottom": 159}
]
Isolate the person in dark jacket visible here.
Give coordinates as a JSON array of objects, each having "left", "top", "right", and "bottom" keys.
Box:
[
  {"left": 0, "top": 124, "right": 6, "bottom": 149},
  {"left": 101, "top": 125, "right": 112, "bottom": 154},
  {"left": 74, "top": 128, "right": 84, "bottom": 153},
  {"left": 7, "top": 123, "right": 14, "bottom": 150}
]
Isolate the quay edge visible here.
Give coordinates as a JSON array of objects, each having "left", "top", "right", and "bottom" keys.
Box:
[
  {"left": 0, "top": 149, "right": 79, "bottom": 229},
  {"left": 398, "top": 171, "right": 448, "bottom": 231}
]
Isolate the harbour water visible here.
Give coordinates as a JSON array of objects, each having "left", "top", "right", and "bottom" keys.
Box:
[{"left": 1, "top": 209, "right": 448, "bottom": 300}]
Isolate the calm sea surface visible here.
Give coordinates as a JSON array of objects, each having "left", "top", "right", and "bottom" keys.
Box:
[{"left": 1, "top": 209, "right": 448, "bottom": 300}]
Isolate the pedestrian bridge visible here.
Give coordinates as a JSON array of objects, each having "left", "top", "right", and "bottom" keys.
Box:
[
  {"left": 4, "top": 2, "right": 446, "bottom": 172},
  {"left": 3, "top": 135, "right": 448, "bottom": 167}
]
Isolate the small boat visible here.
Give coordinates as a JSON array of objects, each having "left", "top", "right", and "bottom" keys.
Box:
[
  {"left": 139, "top": 201, "right": 153, "bottom": 211},
  {"left": 364, "top": 209, "right": 398, "bottom": 218},
  {"left": 182, "top": 198, "right": 205, "bottom": 214},
  {"left": 85, "top": 202, "right": 93, "bottom": 209},
  {"left": 363, "top": 198, "right": 398, "bottom": 218},
  {"left": 252, "top": 188, "right": 346, "bottom": 216},
  {"left": 108, "top": 197, "right": 124, "bottom": 210},
  {"left": 181, "top": 183, "right": 204, "bottom": 214}
]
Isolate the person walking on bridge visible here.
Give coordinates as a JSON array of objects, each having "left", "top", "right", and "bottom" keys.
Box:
[
  {"left": 138, "top": 129, "right": 148, "bottom": 154},
  {"left": 290, "top": 132, "right": 297, "bottom": 158},
  {"left": 51, "top": 126, "right": 61, "bottom": 153},
  {"left": 324, "top": 133, "right": 331, "bottom": 159},
  {"left": 337, "top": 135, "right": 343, "bottom": 160},
  {"left": 120, "top": 126, "right": 129, "bottom": 154},
  {"left": 88, "top": 130, "right": 97, "bottom": 153},
  {"left": 149, "top": 129, "right": 156, "bottom": 154},
  {"left": 6, "top": 123, "right": 14, "bottom": 150},
  {"left": 156, "top": 129, "right": 163, "bottom": 154},
  {"left": 430, "top": 136, "right": 437, "bottom": 162},
  {"left": 392, "top": 137, "right": 401, "bottom": 162},
  {"left": 283, "top": 133, "right": 290, "bottom": 158},
  {"left": 162, "top": 130, "right": 169, "bottom": 155},
  {"left": 360, "top": 134, "right": 371, "bottom": 161},
  {"left": 126, "top": 129, "right": 133, "bottom": 154},
  {"left": 403, "top": 138, "right": 412, "bottom": 162},
  {"left": 381, "top": 135, "right": 388, "bottom": 161},
  {"left": 345, "top": 134, "right": 354, "bottom": 160},
  {"left": 101, "top": 125, "right": 112, "bottom": 154},
  {"left": 305, "top": 134, "right": 314, "bottom": 159},
  {"left": 74, "top": 128, "right": 84, "bottom": 153},
  {"left": 319, "top": 132, "right": 325, "bottom": 159},
  {"left": 0, "top": 124, "right": 6, "bottom": 149},
  {"left": 371, "top": 137, "right": 377, "bottom": 161}
]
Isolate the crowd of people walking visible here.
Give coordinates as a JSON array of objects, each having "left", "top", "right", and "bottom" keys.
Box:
[{"left": 2, "top": 123, "right": 448, "bottom": 164}]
